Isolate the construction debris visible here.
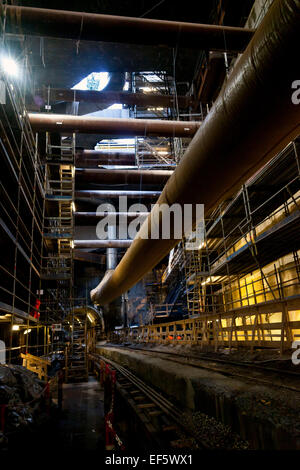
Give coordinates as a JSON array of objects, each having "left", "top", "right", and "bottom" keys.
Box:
[
  {"left": 181, "top": 411, "right": 249, "bottom": 450},
  {"left": 0, "top": 364, "right": 48, "bottom": 449}
]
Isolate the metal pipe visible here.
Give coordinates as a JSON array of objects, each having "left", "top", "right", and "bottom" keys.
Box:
[
  {"left": 76, "top": 149, "right": 136, "bottom": 167},
  {"left": 38, "top": 88, "right": 192, "bottom": 109},
  {"left": 76, "top": 158, "right": 135, "bottom": 167},
  {"left": 78, "top": 150, "right": 135, "bottom": 159},
  {"left": 74, "top": 240, "right": 132, "bottom": 248},
  {"left": 75, "top": 150, "right": 176, "bottom": 167},
  {"left": 121, "top": 293, "right": 128, "bottom": 328},
  {"left": 91, "top": 0, "right": 300, "bottom": 305},
  {"left": 28, "top": 113, "right": 200, "bottom": 137},
  {"left": 76, "top": 168, "right": 173, "bottom": 185},
  {"left": 107, "top": 225, "right": 118, "bottom": 270},
  {"left": 75, "top": 190, "right": 161, "bottom": 199},
  {"left": 75, "top": 212, "right": 149, "bottom": 222},
  {"left": 4, "top": 5, "right": 254, "bottom": 52}
]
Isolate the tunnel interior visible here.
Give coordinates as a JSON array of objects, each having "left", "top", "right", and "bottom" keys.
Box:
[{"left": 0, "top": 0, "right": 300, "bottom": 459}]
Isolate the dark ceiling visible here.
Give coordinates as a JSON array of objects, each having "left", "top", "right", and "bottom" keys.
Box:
[
  {"left": 15, "top": 0, "right": 252, "bottom": 25},
  {"left": 8, "top": 1, "right": 253, "bottom": 91}
]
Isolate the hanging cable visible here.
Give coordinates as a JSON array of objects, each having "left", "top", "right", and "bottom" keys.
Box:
[{"left": 140, "top": 0, "right": 166, "bottom": 18}]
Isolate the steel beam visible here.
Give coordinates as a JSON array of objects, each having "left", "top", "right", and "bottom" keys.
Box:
[
  {"left": 4, "top": 5, "right": 254, "bottom": 52},
  {"left": 28, "top": 113, "right": 200, "bottom": 137}
]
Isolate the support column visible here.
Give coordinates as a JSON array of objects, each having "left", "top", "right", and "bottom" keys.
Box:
[{"left": 107, "top": 225, "right": 118, "bottom": 270}]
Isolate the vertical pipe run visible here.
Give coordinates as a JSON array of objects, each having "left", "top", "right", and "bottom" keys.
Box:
[{"left": 107, "top": 225, "right": 118, "bottom": 270}]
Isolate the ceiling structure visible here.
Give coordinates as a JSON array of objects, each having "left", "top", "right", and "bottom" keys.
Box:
[
  {"left": 1, "top": 0, "right": 257, "bottom": 322},
  {"left": 6, "top": 0, "right": 254, "bottom": 90}
]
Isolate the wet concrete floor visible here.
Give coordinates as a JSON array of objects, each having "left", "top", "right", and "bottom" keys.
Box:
[{"left": 57, "top": 376, "right": 105, "bottom": 450}]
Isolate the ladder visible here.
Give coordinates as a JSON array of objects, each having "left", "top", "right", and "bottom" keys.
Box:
[
  {"left": 183, "top": 244, "right": 210, "bottom": 317},
  {"left": 65, "top": 312, "right": 89, "bottom": 383}
]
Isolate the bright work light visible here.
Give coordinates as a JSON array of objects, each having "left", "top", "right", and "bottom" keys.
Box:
[{"left": 1, "top": 56, "right": 19, "bottom": 77}]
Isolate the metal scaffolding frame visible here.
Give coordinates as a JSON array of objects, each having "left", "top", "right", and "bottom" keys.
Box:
[
  {"left": 130, "top": 70, "right": 194, "bottom": 168},
  {"left": 0, "top": 28, "right": 45, "bottom": 362},
  {"left": 141, "top": 139, "right": 300, "bottom": 352},
  {"left": 39, "top": 131, "right": 75, "bottom": 324}
]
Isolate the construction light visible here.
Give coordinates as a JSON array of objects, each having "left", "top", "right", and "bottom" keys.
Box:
[
  {"left": 1, "top": 56, "right": 19, "bottom": 77},
  {"left": 12, "top": 325, "right": 20, "bottom": 331},
  {"left": 23, "top": 329, "right": 32, "bottom": 335},
  {"left": 140, "top": 86, "right": 155, "bottom": 93}
]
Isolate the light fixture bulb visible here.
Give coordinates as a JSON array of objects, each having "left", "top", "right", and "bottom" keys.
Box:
[{"left": 1, "top": 56, "right": 18, "bottom": 77}]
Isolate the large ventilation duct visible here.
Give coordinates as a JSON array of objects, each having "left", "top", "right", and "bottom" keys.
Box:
[
  {"left": 4, "top": 5, "right": 254, "bottom": 52},
  {"left": 28, "top": 114, "right": 200, "bottom": 138},
  {"left": 38, "top": 89, "right": 192, "bottom": 109},
  {"left": 91, "top": 0, "right": 300, "bottom": 305},
  {"left": 76, "top": 169, "right": 173, "bottom": 185}
]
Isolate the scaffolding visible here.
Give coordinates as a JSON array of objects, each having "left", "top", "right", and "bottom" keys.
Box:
[
  {"left": 0, "top": 29, "right": 45, "bottom": 361},
  {"left": 183, "top": 245, "right": 210, "bottom": 317},
  {"left": 137, "top": 139, "right": 300, "bottom": 352},
  {"left": 65, "top": 307, "right": 88, "bottom": 383},
  {"left": 0, "top": 13, "right": 80, "bottom": 363},
  {"left": 131, "top": 71, "right": 190, "bottom": 169},
  {"left": 39, "top": 132, "right": 75, "bottom": 325}
]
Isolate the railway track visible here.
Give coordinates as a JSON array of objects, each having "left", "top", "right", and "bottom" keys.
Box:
[
  {"left": 109, "top": 345, "right": 300, "bottom": 393},
  {"left": 90, "top": 352, "right": 203, "bottom": 450}
]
